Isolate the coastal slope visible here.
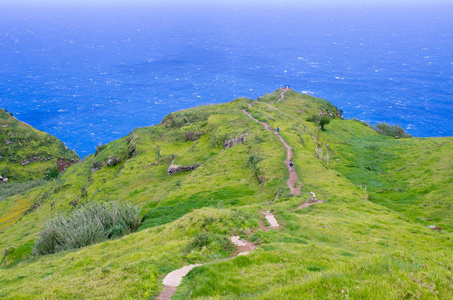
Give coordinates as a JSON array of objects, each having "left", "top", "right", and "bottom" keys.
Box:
[{"left": 0, "top": 90, "right": 452, "bottom": 299}]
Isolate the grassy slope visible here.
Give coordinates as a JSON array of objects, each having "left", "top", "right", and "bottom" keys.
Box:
[
  {"left": 0, "top": 108, "right": 79, "bottom": 182},
  {"left": 322, "top": 119, "right": 453, "bottom": 231},
  {"left": 0, "top": 108, "right": 80, "bottom": 231},
  {"left": 0, "top": 91, "right": 452, "bottom": 299}
]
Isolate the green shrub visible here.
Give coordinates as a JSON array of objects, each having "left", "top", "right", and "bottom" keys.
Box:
[
  {"left": 95, "top": 144, "right": 107, "bottom": 156},
  {"left": 161, "top": 111, "right": 209, "bottom": 128},
  {"left": 305, "top": 114, "right": 320, "bottom": 123},
  {"left": 32, "top": 202, "right": 141, "bottom": 256},
  {"left": 306, "top": 114, "right": 331, "bottom": 130},
  {"left": 184, "top": 233, "right": 235, "bottom": 254},
  {"left": 372, "top": 122, "right": 412, "bottom": 138},
  {"left": 45, "top": 167, "right": 59, "bottom": 180}
]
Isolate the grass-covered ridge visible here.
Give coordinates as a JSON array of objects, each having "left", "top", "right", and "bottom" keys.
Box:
[
  {"left": 0, "top": 108, "right": 80, "bottom": 183},
  {"left": 0, "top": 89, "right": 452, "bottom": 299}
]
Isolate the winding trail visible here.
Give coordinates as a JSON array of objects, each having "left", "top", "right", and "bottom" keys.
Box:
[
  {"left": 157, "top": 211, "right": 280, "bottom": 300},
  {"left": 157, "top": 96, "right": 298, "bottom": 299},
  {"left": 277, "top": 87, "right": 290, "bottom": 103},
  {"left": 241, "top": 109, "right": 302, "bottom": 195},
  {"left": 158, "top": 264, "right": 202, "bottom": 300}
]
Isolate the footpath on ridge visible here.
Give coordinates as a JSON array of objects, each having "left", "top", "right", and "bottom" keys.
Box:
[
  {"left": 157, "top": 211, "right": 280, "bottom": 300},
  {"left": 277, "top": 87, "right": 290, "bottom": 103},
  {"left": 157, "top": 89, "right": 311, "bottom": 299},
  {"left": 241, "top": 91, "right": 302, "bottom": 195},
  {"left": 270, "top": 87, "right": 290, "bottom": 104}
]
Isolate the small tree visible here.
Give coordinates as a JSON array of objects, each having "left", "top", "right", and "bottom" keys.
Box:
[{"left": 319, "top": 116, "right": 330, "bottom": 130}]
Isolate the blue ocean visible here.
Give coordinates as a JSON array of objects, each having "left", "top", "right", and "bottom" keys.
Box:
[{"left": 0, "top": 2, "right": 452, "bottom": 156}]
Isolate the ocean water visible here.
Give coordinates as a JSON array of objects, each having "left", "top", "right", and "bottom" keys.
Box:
[{"left": 0, "top": 3, "right": 452, "bottom": 155}]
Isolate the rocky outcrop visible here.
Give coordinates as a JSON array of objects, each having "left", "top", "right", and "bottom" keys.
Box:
[
  {"left": 90, "top": 157, "right": 120, "bottom": 173},
  {"left": 57, "top": 158, "right": 77, "bottom": 173},
  {"left": 186, "top": 132, "right": 202, "bottom": 141},
  {"left": 107, "top": 157, "right": 120, "bottom": 167},
  {"left": 22, "top": 157, "right": 39, "bottom": 166},
  {"left": 167, "top": 164, "right": 200, "bottom": 176},
  {"left": 224, "top": 133, "right": 248, "bottom": 149},
  {"left": 91, "top": 161, "right": 104, "bottom": 173},
  {"left": 21, "top": 156, "right": 52, "bottom": 166}
]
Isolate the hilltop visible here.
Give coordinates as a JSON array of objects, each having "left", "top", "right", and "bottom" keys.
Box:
[{"left": 0, "top": 90, "right": 452, "bottom": 299}]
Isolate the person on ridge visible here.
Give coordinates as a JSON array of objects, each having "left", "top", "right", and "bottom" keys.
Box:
[
  {"left": 289, "top": 159, "right": 294, "bottom": 172},
  {"left": 276, "top": 126, "right": 280, "bottom": 135}
]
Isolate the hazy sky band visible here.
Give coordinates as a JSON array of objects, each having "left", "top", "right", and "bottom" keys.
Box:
[{"left": 3, "top": 0, "right": 453, "bottom": 7}]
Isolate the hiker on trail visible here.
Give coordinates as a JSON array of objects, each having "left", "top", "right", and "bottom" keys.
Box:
[
  {"left": 277, "top": 126, "right": 280, "bottom": 135},
  {"left": 289, "top": 159, "right": 294, "bottom": 171}
]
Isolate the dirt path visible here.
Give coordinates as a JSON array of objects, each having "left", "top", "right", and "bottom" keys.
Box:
[
  {"left": 157, "top": 211, "right": 280, "bottom": 299},
  {"left": 230, "top": 236, "right": 257, "bottom": 256},
  {"left": 270, "top": 88, "right": 290, "bottom": 104},
  {"left": 294, "top": 200, "right": 325, "bottom": 210},
  {"left": 263, "top": 211, "right": 280, "bottom": 228},
  {"left": 241, "top": 109, "right": 302, "bottom": 195},
  {"left": 277, "top": 88, "right": 290, "bottom": 103}
]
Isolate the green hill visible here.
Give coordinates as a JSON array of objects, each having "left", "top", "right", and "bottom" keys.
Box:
[
  {"left": 0, "top": 108, "right": 79, "bottom": 182},
  {"left": 0, "top": 90, "right": 451, "bottom": 299}
]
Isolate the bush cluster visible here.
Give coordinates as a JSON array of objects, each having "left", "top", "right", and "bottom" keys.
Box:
[
  {"left": 161, "top": 111, "right": 209, "bottom": 128},
  {"left": 32, "top": 202, "right": 141, "bottom": 256},
  {"left": 306, "top": 114, "right": 331, "bottom": 130},
  {"left": 372, "top": 122, "right": 412, "bottom": 138},
  {"left": 184, "top": 233, "right": 235, "bottom": 254}
]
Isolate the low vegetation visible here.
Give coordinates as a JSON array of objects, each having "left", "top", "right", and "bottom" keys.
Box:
[
  {"left": 0, "top": 180, "right": 46, "bottom": 200},
  {"left": 306, "top": 114, "right": 331, "bottom": 130},
  {"left": 33, "top": 202, "right": 140, "bottom": 256},
  {"left": 372, "top": 121, "right": 412, "bottom": 138}
]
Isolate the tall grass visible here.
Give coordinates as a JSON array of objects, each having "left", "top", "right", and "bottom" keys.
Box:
[
  {"left": 33, "top": 202, "right": 140, "bottom": 256},
  {"left": 0, "top": 180, "right": 46, "bottom": 200}
]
